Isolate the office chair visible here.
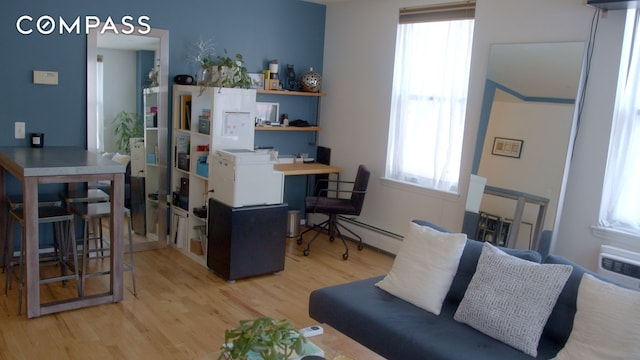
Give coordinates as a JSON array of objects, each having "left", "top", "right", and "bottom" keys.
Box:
[
  {"left": 314, "top": 146, "right": 331, "bottom": 197},
  {"left": 297, "top": 164, "right": 370, "bottom": 260}
]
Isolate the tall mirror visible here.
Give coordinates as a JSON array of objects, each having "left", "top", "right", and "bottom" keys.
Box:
[
  {"left": 87, "top": 26, "right": 169, "bottom": 251},
  {"left": 470, "top": 42, "right": 585, "bottom": 251}
]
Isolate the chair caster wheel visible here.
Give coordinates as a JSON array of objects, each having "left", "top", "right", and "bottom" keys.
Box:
[
  {"left": 296, "top": 238, "right": 302, "bottom": 245},
  {"left": 357, "top": 243, "right": 364, "bottom": 250},
  {"left": 303, "top": 249, "right": 310, "bottom": 256},
  {"left": 342, "top": 253, "right": 349, "bottom": 260}
]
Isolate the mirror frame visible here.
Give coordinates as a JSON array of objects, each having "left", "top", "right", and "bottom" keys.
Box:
[
  {"left": 87, "top": 25, "right": 169, "bottom": 249},
  {"left": 471, "top": 41, "right": 587, "bottom": 252}
]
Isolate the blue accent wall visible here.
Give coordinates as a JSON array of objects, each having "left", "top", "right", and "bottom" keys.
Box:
[
  {"left": 0, "top": 0, "right": 325, "bottom": 148},
  {"left": 0, "top": 0, "right": 326, "bottom": 241}
]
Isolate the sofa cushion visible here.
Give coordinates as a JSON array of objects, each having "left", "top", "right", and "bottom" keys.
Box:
[
  {"left": 552, "top": 273, "right": 640, "bottom": 360},
  {"left": 445, "top": 238, "right": 542, "bottom": 305},
  {"left": 375, "top": 222, "right": 466, "bottom": 315},
  {"left": 542, "top": 254, "right": 596, "bottom": 346},
  {"left": 454, "top": 243, "right": 572, "bottom": 357}
]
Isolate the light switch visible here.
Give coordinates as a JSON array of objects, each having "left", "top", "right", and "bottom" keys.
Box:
[
  {"left": 33, "top": 70, "right": 58, "bottom": 85},
  {"left": 15, "top": 122, "right": 25, "bottom": 139}
]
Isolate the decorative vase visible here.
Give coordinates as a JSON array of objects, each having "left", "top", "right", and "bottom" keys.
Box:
[
  {"left": 300, "top": 67, "right": 322, "bottom": 93},
  {"left": 198, "top": 66, "right": 212, "bottom": 84}
]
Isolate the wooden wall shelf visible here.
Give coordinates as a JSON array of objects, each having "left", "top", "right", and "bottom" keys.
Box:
[
  {"left": 255, "top": 126, "right": 322, "bottom": 131},
  {"left": 257, "top": 89, "right": 326, "bottom": 97}
]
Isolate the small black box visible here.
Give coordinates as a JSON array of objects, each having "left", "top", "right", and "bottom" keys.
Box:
[
  {"left": 172, "top": 192, "right": 189, "bottom": 211},
  {"left": 177, "top": 153, "right": 190, "bottom": 171}
]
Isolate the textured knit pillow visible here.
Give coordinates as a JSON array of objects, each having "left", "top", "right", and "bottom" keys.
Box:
[
  {"left": 552, "top": 274, "right": 640, "bottom": 360},
  {"left": 375, "top": 222, "right": 466, "bottom": 315},
  {"left": 453, "top": 243, "right": 572, "bottom": 357}
]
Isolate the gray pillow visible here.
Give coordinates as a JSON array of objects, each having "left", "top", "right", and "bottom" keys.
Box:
[{"left": 454, "top": 243, "right": 572, "bottom": 357}]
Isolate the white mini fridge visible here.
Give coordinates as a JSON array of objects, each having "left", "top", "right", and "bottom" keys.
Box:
[{"left": 209, "top": 149, "right": 284, "bottom": 208}]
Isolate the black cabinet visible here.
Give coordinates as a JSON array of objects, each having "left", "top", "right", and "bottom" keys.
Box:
[{"left": 207, "top": 199, "right": 288, "bottom": 282}]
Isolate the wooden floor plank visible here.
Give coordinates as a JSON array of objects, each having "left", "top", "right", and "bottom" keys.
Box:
[{"left": 1, "top": 233, "right": 394, "bottom": 359}]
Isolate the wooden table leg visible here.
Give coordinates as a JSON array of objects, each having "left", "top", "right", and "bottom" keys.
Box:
[
  {"left": 110, "top": 173, "right": 124, "bottom": 302},
  {"left": 24, "top": 177, "right": 40, "bottom": 318}
]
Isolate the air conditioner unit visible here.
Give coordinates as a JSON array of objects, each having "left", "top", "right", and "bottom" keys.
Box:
[
  {"left": 597, "top": 245, "right": 640, "bottom": 290},
  {"left": 587, "top": 0, "right": 640, "bottom": 10}
]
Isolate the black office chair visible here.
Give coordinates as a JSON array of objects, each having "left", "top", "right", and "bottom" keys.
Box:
[{"left": 297, "top": 164, "right": 370, "bottom": 260}]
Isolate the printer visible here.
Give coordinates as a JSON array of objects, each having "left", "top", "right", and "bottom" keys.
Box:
[{"left": 209, "top": 149, "right": 284, "bottom": 208}]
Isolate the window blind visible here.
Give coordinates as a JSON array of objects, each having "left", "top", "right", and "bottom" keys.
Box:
[{"left": 399, "top": 1, "right": 476, "bottom": 24}]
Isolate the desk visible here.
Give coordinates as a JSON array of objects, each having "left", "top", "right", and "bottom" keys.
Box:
[
  {"left": 0, "top": 147, "right": 126, "bottom": 318},
  {"left": 274, "top": 162, "right": 341, "bottom": 176}
]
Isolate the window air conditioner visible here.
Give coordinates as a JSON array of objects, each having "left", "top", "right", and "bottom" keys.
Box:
[
  {"left": 597, "top": 245, "right": 640, "bottom": 290},
  {"left": 587, "top": 0, "right": 640, "bottom": 10}
]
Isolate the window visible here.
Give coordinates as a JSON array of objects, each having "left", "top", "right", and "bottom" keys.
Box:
[
  {"left": 385, "top": 2, "right": 475, "bottom": 193},
  {"left": 599, "top": 10, "right": 640, "bottom": 236}
]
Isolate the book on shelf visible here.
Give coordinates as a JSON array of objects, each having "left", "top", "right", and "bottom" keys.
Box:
[{"left": 180, "top": 94, "right": 192, "bottom": 130}]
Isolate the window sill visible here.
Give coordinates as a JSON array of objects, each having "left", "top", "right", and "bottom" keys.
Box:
[
  {"left": 380, "top": 177, "right": 460, "bottom": 202},
  {"left": 591, "top": 225, "right": 640, "bottom": 253}
]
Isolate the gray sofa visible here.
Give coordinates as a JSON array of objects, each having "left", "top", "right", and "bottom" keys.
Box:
[{"left": 308, "top": 219, "right": 601, "bottom": 360}]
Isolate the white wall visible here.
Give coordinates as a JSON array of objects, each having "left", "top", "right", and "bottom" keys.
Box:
[
  {"left": 321, "top": 0, "right": 622, "bottom": 268},
  {"left": 477, "top": 93, "right": 574, "bottom": 244},
  {"left": 100, "top": 47, "right": 138, "bottom": 153}
]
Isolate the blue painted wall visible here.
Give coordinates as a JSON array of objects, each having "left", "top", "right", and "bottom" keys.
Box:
[
  {"left": 1, "top": 0, "right": 324, "bottom": 148},
  {"left": 0, "top": 0, "right": 326, "bottom": 241}
]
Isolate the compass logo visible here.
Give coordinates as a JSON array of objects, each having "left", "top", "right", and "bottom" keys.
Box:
[{"left": 16, "top": 15, "right": 151, "bottom": 35}]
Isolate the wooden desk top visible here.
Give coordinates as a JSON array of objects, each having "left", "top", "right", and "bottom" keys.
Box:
[{"left": 274, "top": 162, "right": 341, "bottom": 176}]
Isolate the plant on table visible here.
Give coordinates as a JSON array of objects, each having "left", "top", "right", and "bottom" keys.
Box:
[{"left": 218, "top": 317, "right": 307, "bottom": 360}]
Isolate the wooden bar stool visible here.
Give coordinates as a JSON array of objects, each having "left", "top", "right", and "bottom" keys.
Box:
[
  {"left": 68, "top": 202, "right": 136, "bottom": 296},
  {"left": 3, "top": 206, "right": 80, "bottom": 315}
]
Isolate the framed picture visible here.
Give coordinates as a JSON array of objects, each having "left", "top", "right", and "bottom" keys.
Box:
[
  {"left": 255, "top": 102, "right": 280, "bottom": 126},
  {"left": 248, "top": 73, "right": 265, "bottom": 89},
  {"left": 491, "top": 137, "right": 523, "bottom": 158}
]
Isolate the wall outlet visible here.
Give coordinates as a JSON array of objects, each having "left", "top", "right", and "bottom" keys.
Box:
[{"left": 15, "top": 122, "right": 25, "bottom": 139}]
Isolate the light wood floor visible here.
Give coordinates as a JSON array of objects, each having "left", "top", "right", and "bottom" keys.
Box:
[{"left": 0, "top": 232, "right": 394, "bottom": 359}]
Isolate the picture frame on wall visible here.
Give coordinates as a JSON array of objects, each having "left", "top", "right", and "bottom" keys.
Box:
[
  {"left": 492, "top": 137, "right": 523, "bottom": 158},
  {"left": 248, "top": 73, "right": 265, "bottom": 89}
]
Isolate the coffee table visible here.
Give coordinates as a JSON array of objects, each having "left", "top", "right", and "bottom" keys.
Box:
[{"left": 307, "top": 324, "right": 384, "bottom": 360}]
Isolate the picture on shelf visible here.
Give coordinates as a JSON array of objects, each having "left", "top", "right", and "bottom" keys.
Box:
[
  {"left": 256, "top": 102, "right": 280, "bottom": 126},
  {"left": 248, "top": 73, "right": 265, "bottom": 89}
]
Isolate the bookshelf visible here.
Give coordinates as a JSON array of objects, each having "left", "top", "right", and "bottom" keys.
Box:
[{"left": 143, "top": 87, "right": 160, "bottom": 239}]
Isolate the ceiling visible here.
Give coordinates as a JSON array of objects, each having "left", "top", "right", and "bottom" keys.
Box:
[{"left": 487, "top": 42, "right": 585, "bottom": 100}]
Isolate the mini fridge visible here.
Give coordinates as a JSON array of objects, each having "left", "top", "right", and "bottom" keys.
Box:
[{"left": 207, "top": 198, "right": 288, "bottom": 282}]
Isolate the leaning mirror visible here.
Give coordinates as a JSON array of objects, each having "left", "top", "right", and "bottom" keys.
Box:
[
  {"left": 469, "top": 42, "right": 585, "bottom": 251},
  {"left": 87, "top": 26, "right": 169, "bottom": 250}
]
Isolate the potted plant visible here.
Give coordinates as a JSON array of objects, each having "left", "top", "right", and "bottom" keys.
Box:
[
  {"left": 218, "top": 317, "right": 308, "bottom": 360},
  {"left": 112, "top": 111, "right": 143, "bottom": 154}
]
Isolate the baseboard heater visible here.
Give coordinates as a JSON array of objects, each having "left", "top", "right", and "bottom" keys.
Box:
[{"left": 337, "top": 216, "right": 404, "bottom": 241}]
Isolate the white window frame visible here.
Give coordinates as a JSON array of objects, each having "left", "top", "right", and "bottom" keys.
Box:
[{"left": 385, "top": 3, "right": 475, "bottom": 194}]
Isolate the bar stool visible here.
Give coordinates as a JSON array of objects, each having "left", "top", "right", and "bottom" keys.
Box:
[
  {"left": 64, "top": 188, "right": 110, "bottom": 256},
  {"left": 69, "top": 202, "right": 136, "bottom": 296},
  {"left": 3, "top": 206, "right": 80, "bottom": 315}
]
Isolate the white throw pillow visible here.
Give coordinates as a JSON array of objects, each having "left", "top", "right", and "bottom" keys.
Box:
[
  {"left": 453, "top": 243, "right": 572, "bottom": 357},
  {"left": 552, "top": 273, "right": 640, "bottom": 360},
  {"left": 375, "top": 222, "right": 466, "bottom": 315}
]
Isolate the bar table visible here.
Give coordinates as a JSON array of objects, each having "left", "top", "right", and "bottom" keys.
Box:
[{"left": 0, "top": 147, "right": 125, "bottom": 318}]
